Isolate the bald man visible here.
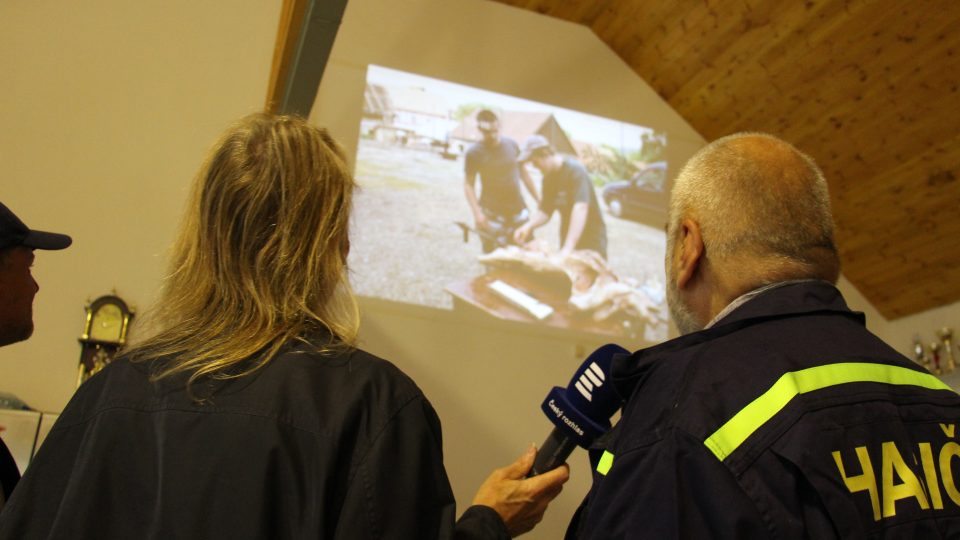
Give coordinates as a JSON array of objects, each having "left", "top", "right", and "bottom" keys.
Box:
[{"left": 566, "top": 134, "right": 960, "bottom": 539}]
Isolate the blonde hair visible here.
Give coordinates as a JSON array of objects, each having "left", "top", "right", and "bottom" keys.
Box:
[
  {"left": 668, "top": 132, "right": 839, "bottom": 283},
  {"left": 127, "top": 113, "right": 359, "bottom": 387}
]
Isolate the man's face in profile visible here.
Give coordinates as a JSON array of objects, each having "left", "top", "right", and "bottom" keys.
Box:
[
  {"left": 0, "top": 246, "right": 39, "bottom": 347},
  {"left": 529, "top": 154, "right": 551, "bottom": 175}
]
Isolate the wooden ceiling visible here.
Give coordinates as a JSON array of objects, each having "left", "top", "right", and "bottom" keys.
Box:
[{"left": 493, "top": 0, "right": 960, "bottom": 320}]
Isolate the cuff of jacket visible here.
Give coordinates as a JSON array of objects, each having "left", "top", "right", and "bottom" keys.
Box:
[{"left": 455, "top": 505, "right": 511, "bottom": 540}]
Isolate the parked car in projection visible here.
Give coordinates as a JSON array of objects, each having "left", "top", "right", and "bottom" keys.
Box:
[{"left": 601, "top": 161, "right": 669, "bottom": 227}]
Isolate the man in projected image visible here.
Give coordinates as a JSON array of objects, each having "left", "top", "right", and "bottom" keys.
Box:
[
  {"left": 565, "top": 133, "right": 960, "bottom": 538},
  {"left": 513, "top": 135, "right": 607, "bottom": 258},
  {"left": 464, "top": 109, "right": 539, "bottom": 253}
]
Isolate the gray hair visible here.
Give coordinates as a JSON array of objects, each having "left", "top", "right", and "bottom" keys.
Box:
[{"left": 668, "top": 132, "right": 839, "bottom": 281}]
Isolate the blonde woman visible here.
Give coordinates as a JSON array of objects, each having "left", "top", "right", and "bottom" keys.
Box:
[{"left": 0, "top": 114, "right": 567, "bottom": 539}]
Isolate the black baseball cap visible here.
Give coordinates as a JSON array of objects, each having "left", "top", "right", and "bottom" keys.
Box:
[
  {"left": 517, "top": 134, "right": 551, "bottom": 162},
  {"left": 0, "top": 201, "right": 72, "bottom": 251}
]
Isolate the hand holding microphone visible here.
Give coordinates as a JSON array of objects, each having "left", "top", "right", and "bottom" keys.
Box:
[
  {"left": 471, "top": 444, "right": 569, "bottom": 537},
  {"left": 468, "top": 344, "right": 627, "bottom": 534},
  {"left": 530, "top": 344, "right": 629, "bottom": 476}
]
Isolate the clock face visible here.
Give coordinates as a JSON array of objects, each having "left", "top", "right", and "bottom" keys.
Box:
[{"left": 89, "top": 303, "right": 124, "bottom": 342}]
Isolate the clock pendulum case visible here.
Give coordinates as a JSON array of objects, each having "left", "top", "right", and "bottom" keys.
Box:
[{"left": 77, "top": 295, "right": 134, "bottom": 386}]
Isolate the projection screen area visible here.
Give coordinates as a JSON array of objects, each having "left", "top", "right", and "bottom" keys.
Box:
[{"left": 349, "top": 65, "right": 672, "bottom": 343}]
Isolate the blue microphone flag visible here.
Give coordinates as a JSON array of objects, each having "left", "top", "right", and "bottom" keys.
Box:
[{"left": 539, "top": 343, "right": 629, "bottom": 448}]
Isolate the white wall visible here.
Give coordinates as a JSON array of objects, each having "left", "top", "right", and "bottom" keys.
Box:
[
  {"left": 0, "top": 1, "right": 281, "bottom": 412},
  {"left": 314, "top": 0, "right": 705, "bottom": 537},
  {"left": 836, "top": 275, "right": 887, "bottom": 335},
  {"left": 316, "top": 2, "right": 960, "bottom": 536}
]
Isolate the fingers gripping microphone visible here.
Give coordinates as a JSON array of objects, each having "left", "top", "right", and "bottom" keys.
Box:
[{"left": 530, "top": 344, "right": 630, "bottom": 476}]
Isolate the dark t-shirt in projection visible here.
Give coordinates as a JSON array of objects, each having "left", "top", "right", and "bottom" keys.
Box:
[
  {"left": 540, "top": 156, "right": 607, "bottom": 256},
  {"left": 464, "top": 137, "right": 526, "bottom": 218}
]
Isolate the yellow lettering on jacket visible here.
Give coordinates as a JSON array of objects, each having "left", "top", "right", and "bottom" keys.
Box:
[
  {"left": 833, "top": 447, "right": 881, "bottom": 521},
  {"left": 919, "top": 443, "right": 944, "bottom": 509},
  {"left": 880, "top": 441, "right": 929, "bottom": 517},
  {"left": 940, "top": 442, "right": 960, "bottom": 506},
  {"left": 941, "top": 424, "right": 956, "bottom": 438}
]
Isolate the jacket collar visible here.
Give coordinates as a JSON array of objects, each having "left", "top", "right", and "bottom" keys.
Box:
[{"left": 611, "top": 280, "right": 865, "bottom": 398}]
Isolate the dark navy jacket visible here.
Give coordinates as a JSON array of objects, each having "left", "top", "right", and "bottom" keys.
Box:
[
  {"left": 0, "top": 440, "right": 18, "bottom": 509},
  {"left": 0, "top": 342, "right": 507, "bottom": 539},
  {"left": 568, "top": 281, "right": 960, "bottom": 539}
]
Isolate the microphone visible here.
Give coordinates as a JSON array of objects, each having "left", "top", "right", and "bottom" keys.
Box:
[{"left": 529, "top": 343, "right": 630, "bottom": 476}]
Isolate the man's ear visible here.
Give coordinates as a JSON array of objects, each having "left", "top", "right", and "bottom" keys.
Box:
[{"left": 675, "top": 218, "right": 704, "bottom": 290}]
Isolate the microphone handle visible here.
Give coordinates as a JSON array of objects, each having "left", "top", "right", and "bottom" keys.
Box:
[{"left": 529, "top": 426, "right": 578, "bottom": 477}]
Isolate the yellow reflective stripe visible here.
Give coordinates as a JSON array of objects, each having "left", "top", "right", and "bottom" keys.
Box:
[
  {"left": 596, "top": 450, "right": 614, "bottom": 476},
  {"left": 704, "top": 363, "right": 953, "bottom": 461}
]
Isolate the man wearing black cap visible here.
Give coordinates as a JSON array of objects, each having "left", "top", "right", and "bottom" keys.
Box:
[
  {"left": 514, "top": 135, "right": 607, "bottom": 259},
  {"left": 0, "top": 201, "right": 71, "bottom": 508}
]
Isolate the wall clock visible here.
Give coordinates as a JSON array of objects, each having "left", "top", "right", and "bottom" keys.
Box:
[{"left": 77, "top": 295, "right": 134, "bottom": 386}]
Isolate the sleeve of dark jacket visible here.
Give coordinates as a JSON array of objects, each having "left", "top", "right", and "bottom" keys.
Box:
[{"left": 334, "top": 395, "right": 509, "bottom": 540}]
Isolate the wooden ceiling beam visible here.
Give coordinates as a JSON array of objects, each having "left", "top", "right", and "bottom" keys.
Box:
[{"left": 265, "top": 0, "right": 348, "bottom": 116}]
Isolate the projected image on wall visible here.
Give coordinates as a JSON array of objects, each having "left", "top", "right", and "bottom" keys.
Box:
[{"left": 350, "top": 65, "right": 670, "bottom": 342}]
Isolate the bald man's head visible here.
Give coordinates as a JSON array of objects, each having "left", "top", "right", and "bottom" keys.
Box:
[{"left": 668, "top": 133, "right": 840, "bottom": 286}]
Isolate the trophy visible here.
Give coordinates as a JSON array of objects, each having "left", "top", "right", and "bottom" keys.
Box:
[
  {"left": 930, "top": 341, "right": 943, "bottom": 375},
  {"left": 913, "top": 336, "right": 931, "bottom": 371},
  {"left": 937, "top": 327, "right": 957, "bottom": 373}
]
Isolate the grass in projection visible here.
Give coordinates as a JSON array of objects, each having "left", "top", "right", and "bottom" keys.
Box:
[{"left": 349, "top": 65, "right": 670, "bottom": 342}]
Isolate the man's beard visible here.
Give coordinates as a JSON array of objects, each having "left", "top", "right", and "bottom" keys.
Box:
[
  {"left": 0, "top": 318, "right": 33, "bottom": 347},
  {"left": 666, "top": 279, "right": 702, "bottom": 336}
]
